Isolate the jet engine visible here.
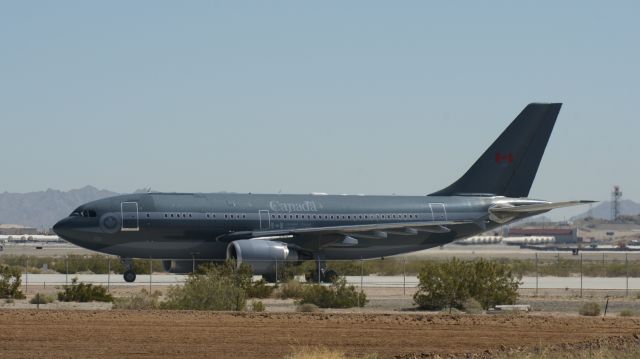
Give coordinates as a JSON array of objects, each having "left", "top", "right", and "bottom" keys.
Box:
[
  {"left": 226, "top": 239, "right": 298, "bottom": 276},
  {"left": 162, "top": 260, "right": 195, "bottom": 274}
]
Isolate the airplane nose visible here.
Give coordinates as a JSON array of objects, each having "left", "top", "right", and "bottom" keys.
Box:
[{"left": 52, "top": 218, "right": 71, "bottom": 239}]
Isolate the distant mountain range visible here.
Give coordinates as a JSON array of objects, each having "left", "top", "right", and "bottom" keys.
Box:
[
  {"left": 0, "top": 186, "right": 119, "bottom": 230},
  {"left": 570, "top": 199, "right": 640, "bottom": 221}
]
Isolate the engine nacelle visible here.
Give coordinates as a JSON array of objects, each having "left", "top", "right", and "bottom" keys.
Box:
[
  {"left": 162, "top": 260, "right": 195, "bottom": 274},
  {"left": 226, "top": 239, "right": 298, "bottom": 275}
]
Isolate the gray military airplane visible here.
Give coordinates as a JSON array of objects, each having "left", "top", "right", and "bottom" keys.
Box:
[{"left": 53, "top": 103, "right": 592, "bottom": 282}]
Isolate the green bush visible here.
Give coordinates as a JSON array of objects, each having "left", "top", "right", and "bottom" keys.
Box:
[
  {"left": 30, "top": 293, "right": 54, "bottom": 305},
  {"left": 579, "top": 302, "right": 601, "bottom": 316},
  {"left": 251, "top": 300, "right": 266, "bottom": 312},
  {"left": 113, "top": 289, "right": 161, "bottom": 310},
  {"left": 161, "top": 264, "right": 246, "bottom": 311},
  {"left": 57, "top": 278, "right": 113, "bottom": 302},
  {"left": 278, "top": 279, "right": 306, "bottom": 299},
  {"left": 247, "top": 279, "right": 274, "bottom": 299},
  {"left": 299, "top": 277, "right": 367, "bottom": 308},
  {"left": 413, "top": 258, "right": 520, "bottom": 311},
  {"left": 0, "top": 264, "right": 26, "bottom": 299}
]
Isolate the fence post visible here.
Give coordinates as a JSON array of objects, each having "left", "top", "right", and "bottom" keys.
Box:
[
  {"left": 275, "top": 259, "right": 278, "bottom": 284},
  {"left": 317, "top": 257, "right": 321, "bottom": 283},
  {"left": 360, "top": 258, "right": 364, "bottom": 292},
  {"left": 149, "top": 259, "right": 152, "bottom": 293},
  {"left": 602, "top": 253, "right": 606, "bottom": 277},
  {"left": 580, "top": 253, "right": 583, "bottom": 298},
  {"left": 535, "top": 253, "right": 538, "bottom": 297},
  {"left": 403, "top": 257, "right": 406, "bottom": 296},
  {"left": 24, "top": 257, "right": 28, "bottom": 295},
  {"left": 107, "top": 257, "right": 111, "bottom": 292},
  {"left": 65, "top": 256, "right": 68, "bottom": 285},
  {"left": 625, "top": 253, "right": 629, "bottom": 297}
]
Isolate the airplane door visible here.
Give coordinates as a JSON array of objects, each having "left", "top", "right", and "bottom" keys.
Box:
[
  {"left": 259, "top": 210, "right": 270, "bottom": 230},
  {"left": 429, "top": 203, "right": 447, "bottom": 221},
  {"left": 121, "top": 202, "right": 139, "bottom": 231}
]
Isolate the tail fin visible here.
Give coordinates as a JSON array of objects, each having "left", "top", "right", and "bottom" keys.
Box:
[{"left": 430, "top": 103, "right": 562, "bottom": 198}]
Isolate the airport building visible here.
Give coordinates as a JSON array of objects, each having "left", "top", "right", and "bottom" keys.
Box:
[
  {"left": 506, "top": 227, "right": 578, "bottom": 244},
  {"left": 0, "top": 224, "right": 38, "bottom": 235}
]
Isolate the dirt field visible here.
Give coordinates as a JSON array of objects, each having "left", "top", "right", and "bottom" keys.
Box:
[{"left": 0, "top": 310, "right": 638, "bottom": 358}]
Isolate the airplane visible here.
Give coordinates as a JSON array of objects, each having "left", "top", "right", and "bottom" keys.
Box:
[{"left": 53, "top": 103, "right": 593, "bottom": 283}]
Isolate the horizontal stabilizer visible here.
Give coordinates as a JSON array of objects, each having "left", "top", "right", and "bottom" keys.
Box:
[{"left": 490, "top": 200, "right": 596, "bottom": 215}]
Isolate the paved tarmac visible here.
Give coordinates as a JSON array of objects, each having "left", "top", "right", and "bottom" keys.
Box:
[{"left": 18, "top": 273, "right": 640, "bottom": 290}]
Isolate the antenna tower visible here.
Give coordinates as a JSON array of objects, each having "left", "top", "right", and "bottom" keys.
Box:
[{"left": 611, "top": 185, "right": 622, "bottom": 221}]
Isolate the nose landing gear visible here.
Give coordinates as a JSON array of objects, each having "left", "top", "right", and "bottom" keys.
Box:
[{"left": 121, "top": 258, "right": 137, "bottom": 283}]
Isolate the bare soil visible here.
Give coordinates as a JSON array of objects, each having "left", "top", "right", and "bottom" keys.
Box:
[{"left": 0, "top": 310, "right": 639, "bottom": 358}]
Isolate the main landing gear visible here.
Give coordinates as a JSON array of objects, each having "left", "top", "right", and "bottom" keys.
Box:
[
  {"left": 121, "top": 258, "right": 136, "bottom": 283},
  {"left": 305, "top": 257, "right": 339, "bottom": 283}
]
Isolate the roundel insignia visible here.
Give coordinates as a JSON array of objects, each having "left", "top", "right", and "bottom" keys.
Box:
[{"left": 100, "top": 214, "right": 120, "bottom": 233}]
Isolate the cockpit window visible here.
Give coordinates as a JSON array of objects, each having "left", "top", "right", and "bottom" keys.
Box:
[{"left": 70, "top": 208, "right": 97, "bottom": 217}]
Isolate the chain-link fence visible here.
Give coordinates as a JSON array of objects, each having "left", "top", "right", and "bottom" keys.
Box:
[{"left": 2, "top": 251, "right": 640, "bottom": 296}]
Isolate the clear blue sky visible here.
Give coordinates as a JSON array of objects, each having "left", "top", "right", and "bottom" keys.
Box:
[{"left": 1, "top": 1, "right": 638, "bottom": 218}]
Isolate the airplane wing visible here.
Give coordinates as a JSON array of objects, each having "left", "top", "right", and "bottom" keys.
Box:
[{"left": 216, "top": 219, "right": 474, "bottom": 244}]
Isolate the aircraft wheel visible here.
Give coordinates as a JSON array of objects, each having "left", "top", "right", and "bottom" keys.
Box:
[
  {"left": 263, "top": 273, "right": 277, "bottom": 283},
  {"left": 123, "top": 270, "right": 137, "bottom": 283},
  {"left": 322, "top": 269, "right": 338, "bottom": 283}
]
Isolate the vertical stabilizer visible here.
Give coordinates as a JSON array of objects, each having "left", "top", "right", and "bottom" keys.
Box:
[{"left": 430, "top": 103, "right": 561, "bottom": 197}]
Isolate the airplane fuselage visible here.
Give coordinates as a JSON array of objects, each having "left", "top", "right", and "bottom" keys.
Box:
[{"left": 53, "top": 192, "right": 543, "bottom": 260}]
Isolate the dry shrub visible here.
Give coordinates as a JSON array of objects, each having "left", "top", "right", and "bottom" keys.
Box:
[
  {"left": 278, "top": 279, "right": 306, "bottom": 299},
  {"left": 461, "top": 298, "right": 483, "bottom": 314},
  {"left": 251, "top": 300, "right": 266, "bottom": 312},
  {"left": 296, "top": 303, "right": 320, "bottom": 313},
  {"left": 29, "top": 293, "right": 54, "bottom": 305},
  {"left": 578, "top": 302, "right": 601, "bottom": 316},
  {"left": 285, "top": 346, "right": 346, "bottom": 359},
  {"left": 414, "top": 258, "right": 519, "bottom": 311},
  {"left": 113, "top": 289, "right": 161, "bottom": 310},
  {"left": 247, "top": 279, "right": 274, "bottom": 299},
  {"left": 618, "top": 309, "right": 636, "bottom": 317},
  {"left": 161, "top": 264, "right": 246, "bottom": 311},
  {"left": 299, "top": 277, "right": 367, "bottom": 308},
  {"left": 0, "top": 264, "right": 25, "bottom": 299},
  {"left": 57, "top": 278, "right": 113, "bottom": 302}
]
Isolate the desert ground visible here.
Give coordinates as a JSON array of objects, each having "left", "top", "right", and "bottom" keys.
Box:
[{"left": 0, "top": 310, "right": 639, "bottom": 358}]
